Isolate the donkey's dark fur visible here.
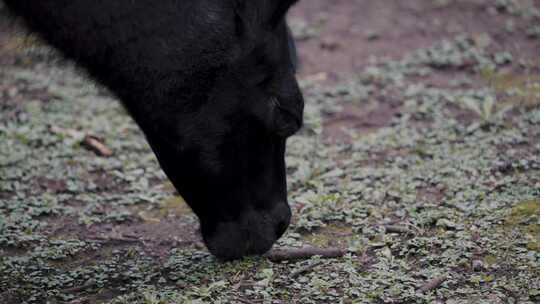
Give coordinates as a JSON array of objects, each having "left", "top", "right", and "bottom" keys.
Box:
[{"left": 3, "top": 0, "right": 303, "bottom": 260}]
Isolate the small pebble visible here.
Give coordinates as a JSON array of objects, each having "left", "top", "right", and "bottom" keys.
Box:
[{"left": 472, "top": 259, "right": 484, "bottom": 271}]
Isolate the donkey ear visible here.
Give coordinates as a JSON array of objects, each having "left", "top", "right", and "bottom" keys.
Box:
[
  {"left": 233, "top": 1, "right": 299, "bottom": 31},
  {"left": 268, "top": 0, "right": 300, "bottom": 28}
]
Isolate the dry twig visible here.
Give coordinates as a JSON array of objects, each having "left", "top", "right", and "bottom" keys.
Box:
[
  {"left": 61, "top": 280, "right": 96, "bottom": 293},
  {"left": 384, "top": 225, "right": 412, "bottom": 234},
  {"left": 236, "top": 298, "right": 262, "bottom": 304},
  {"left": 87, "top": 236, "right": 142, "bottom": 244},
  {"left": 419, "top": 275, "right": 447, "bottom": 292},
  {"left": 266, "top": 246, "right": 345, "bottom": 262},
  {"left": 290, "top": 260, "right": 324, "bottom": 278},
  {"left": 67, "top": 297, "right": 91, "bottom": 304},
  {"left": 49, "top": 125, "right": 85, "bottom": 139},
  {"left": 83, "top": 135, "right": 113, "bottom": 157},
  {"left": 49, "top": 125, "right": 113, "bottom": 157}
]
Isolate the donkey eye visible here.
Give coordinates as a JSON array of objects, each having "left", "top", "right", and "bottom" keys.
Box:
[
  {"left": 250, "top": 72, "right": 273, "bottom": 87},
  {"left": 269, "top": 96, "right": 280, "bottom": 107},
  {"left": 258, "top": 74, "right": 274, "bottom": 87}
]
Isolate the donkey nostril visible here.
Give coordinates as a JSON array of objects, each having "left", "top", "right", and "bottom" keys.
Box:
[
  {"left": 272, "top": 201, "right": 292, "bottom": 239},
  {"left": 275, "top": 219, "right": 289, "bottom": 238}
]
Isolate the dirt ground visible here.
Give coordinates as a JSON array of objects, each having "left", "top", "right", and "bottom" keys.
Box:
[
  {"left": 292, "top": 0, "right": 540, "bottom": 78},
  {"left": 1, "top": 0, "right": 540, "bottom": 303}
]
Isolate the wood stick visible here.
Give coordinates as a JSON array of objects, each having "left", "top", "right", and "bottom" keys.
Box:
[
  {"left": 49, "top": 125, "right": 84, "bottom": 139},
  {"left": 61, "top": 280, "right": 96, "bottom": 293},
  {"left": 236, "top": 298, "right": 261, "bottom": 304},
  {"left": 290, "top": 260, "right": 324, "bottom": 278},
  {"left": 83, "top": 135, "right": 113, "bottom": 157},
  {"left": 266, "top": 246, "right": 345, "bottom": 262},
  {"left": 67, "top": 297, "right": 91, "bottom": 304},
  {"left": 49, "top": 125, "right": 113, "bottom": 157},
  {"left": 419, "top": 275, "right": 447, "bottom": 292},
  {"left": 87, "top": 236, "right": 142, "bottom": 244},
  {"left": 384, "top": 225, "right": 412, "bottom": 234}
]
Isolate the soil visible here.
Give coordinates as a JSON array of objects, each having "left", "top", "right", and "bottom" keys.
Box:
[
  {"left": 1, "top": 0, "right": 539, "bottom": 260},
  {"left": 289, "top": 0, "right": 540, "bottom": 142},
  {"left": 291, "top": 0, "right": 540, "bottom": 80},
  {"left": 1, "top": 0, "right": 539, "bottom": 303}
]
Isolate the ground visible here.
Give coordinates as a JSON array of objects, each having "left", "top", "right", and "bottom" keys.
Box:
[{"left": 1, "top": 0, "right": 539, "bottom": 303}]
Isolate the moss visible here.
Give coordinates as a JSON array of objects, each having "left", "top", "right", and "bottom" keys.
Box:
[
  {"left": 482, "top": 70, "right": 540, "bottom": 108},
  {"left": 507, "top": 199, "right": 540, "bottom": 224},
  {"left": 527, "top": 241, "right": 540, "bottom": 252},
  {"left": 506, "top": 199, "right": 540, "bottom": 252},
  {"left": 483, "top": 255, "right": 498, "bottom": 266},
  {"left": 158, "top": 195, "right": 191, "bottom": 217},
  {"left": 302, "top": 224, "right": 353, "bottom": 247},
  {"left": 3, "top": 10, "right": 540, "bottom": 302}
]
